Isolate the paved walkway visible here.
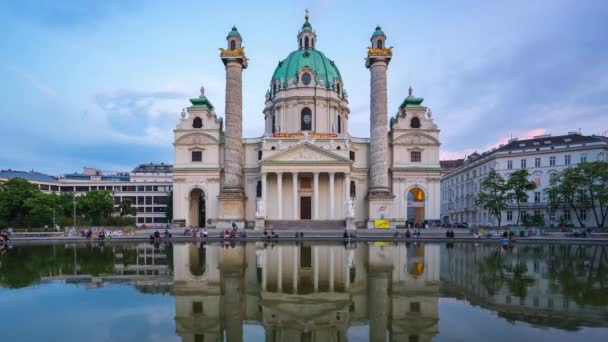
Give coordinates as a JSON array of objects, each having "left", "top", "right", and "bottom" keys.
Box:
[{"left": 4, "top": 227, "right": 608, "bottom": 245}]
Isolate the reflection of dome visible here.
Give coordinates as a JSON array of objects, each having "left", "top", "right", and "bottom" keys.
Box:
[{"left": 271, "top": 49, "right": 342, "bottom": 89}]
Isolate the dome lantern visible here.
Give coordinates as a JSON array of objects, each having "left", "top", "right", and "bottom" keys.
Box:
[{"left": 298, "top": 9, "right": 317, "bottom": 50}]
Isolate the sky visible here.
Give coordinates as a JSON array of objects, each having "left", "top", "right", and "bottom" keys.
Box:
[{"left": 0, "top": 0, "right": 607, "bottom": 175}]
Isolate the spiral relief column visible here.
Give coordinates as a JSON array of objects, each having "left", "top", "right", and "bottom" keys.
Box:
[
  {"left": 218, "top": 26, "right": 248, "bottom": 228},
  {"left": 365, "top": 26, "right": 395, "bottom": 228}
]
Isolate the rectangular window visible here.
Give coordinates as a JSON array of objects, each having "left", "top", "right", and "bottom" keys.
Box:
[
  {"left": 534, "top": 210, "right": 541, "bottom": 216},
  {"left": 349, "top": 151, "right": 355, "bottom": 161},
  {"left": 145, "top": 217, "right": 153, "bottom": 223},
  {"left": 153, "top": 196, "right": 168, "bottom": 205},
  {"left": 145, "top": 186, "right": 153, "bottom": 192},
  {"left": 549, "top": 210, "right": 555, "bottom": 221},
  {"left": 565, "top": 155, "right": 571, "bottom": 165},
  {"left": 137, "top": 217, "right": 145, "bottom": 223},
  {"left": 145, "top": 196, "right": 152, "bottom": 205},
  {"left": 534, "top": 192, "right": 541, "bottom": 203},
  {"left": 410, "top": 302, "right": 421, "bottom": 313},
  {"left": 258, "top": 150, "right": 263, "bottom": 160},
  {"left": 520, "top": 159, "right": 526, "bottom": 169},
  {"left": 145, "top": 207, "right": 152, "bottom": 212},
  {"left": 549, "top": 156, "right": 556, "bottom": 166},
  {"left": 60, "top": 186, "right": 74, "bottom": 192},
  {"left": 137, "top": 186, "right": 145, "bottom": 192},
  {"left": 535, "top": 157, "right": 541, "bottom": 168},
  {"left": 507, "top": 210, "right": 513, "bottom": 221},
  {"left": 580, "top": 154, "right": 587, "bottom": 163},
  {"left": 564, "top": 209, "right": 571, "bottom": 221},
  {"left": 580, "top": 209, "right": 587, "bottom": 221},
  {"left": 137, "top": 196, "right": 144, "bottom": 205},
  {"left": 192, "top": 151, "right": 202, "bottom": 162},
  {"left": 411, "top": 151, "right": 422, "bottom": 162}
]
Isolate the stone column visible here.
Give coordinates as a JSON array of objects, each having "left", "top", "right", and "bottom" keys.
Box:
[
  {"left": 261, "top": 173, "right": 267, "bottom": 217},
  {"left": 365, "top": 42, "right": 395, "bottom": 228},
  {"left": 218, "top": 43, "right": 248, "bottom": 227},
  {"left": 223, "top": 60, "right": 245, "bottom": 193},
  {"left": 329, "top": 172, "right": 335, "bottom": 219},
  {"left": 277, "top": 172, "right": 283, "bottom": 219},
  {"left": 313, "top": 172, "right": 320, "bottom": 220},
  {"left": 292, "top": 172, "right": 298, "bottom": 220},
  {"left": 367, "top": 59, "right": 390, "bottom": 194}
]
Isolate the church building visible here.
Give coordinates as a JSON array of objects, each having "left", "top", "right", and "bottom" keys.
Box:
[{"left": 172, "top": 14, "right": 442, "bottom": 229}]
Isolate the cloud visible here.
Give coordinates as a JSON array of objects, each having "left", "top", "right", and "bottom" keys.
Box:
[
  {"left": 440, "top": 128, "right": 547, "bottom": 160},
  {"left": 95, "top": 89, "right": 188, "bottom": 146},
  {"left": 4, "top": 64, "right": 57, "bottom": 98}
]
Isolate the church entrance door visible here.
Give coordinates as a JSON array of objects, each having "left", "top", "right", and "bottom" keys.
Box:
[{"left": 300, "top": 196, "right": 311, "bottom": 219}]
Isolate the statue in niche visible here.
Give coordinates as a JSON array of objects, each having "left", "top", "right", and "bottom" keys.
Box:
[
  {"left": 255, "top": 198, "right": 265, "bottom": 217},
  {"left": 345, "top": 198, "right": 355, "bottom": 218}
]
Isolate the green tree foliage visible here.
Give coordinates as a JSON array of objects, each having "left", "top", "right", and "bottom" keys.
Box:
[
  {"left": 546, "top": 161, "right": 608, "bottom": 227},
  {"left": 507, "top": 169, "right": 537, "bottom": 225},
  {"left": 24, "top": 192, "right": 60, "bottom": 228},
  {"left": 76, "top": 190, "right": 114, "bottom": 226},
  {"left": 476, "top": 169, "right": 509, "bottom": 227},
  {"left": 120, "top": 198, "right": 136, "bottom": 217},
  {"left": 0, "top": 178, "right": 40, "bottom": 227}
]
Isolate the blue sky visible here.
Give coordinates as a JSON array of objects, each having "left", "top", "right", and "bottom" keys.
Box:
[{"left": 1, "top": 0, "right": 607, "bottom": 175}]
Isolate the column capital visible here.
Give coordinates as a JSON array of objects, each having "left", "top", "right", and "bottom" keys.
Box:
[{"left": 313, "top": 172, "right": 320, "bottom": 176}]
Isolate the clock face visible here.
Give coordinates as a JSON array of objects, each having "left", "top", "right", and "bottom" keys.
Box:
[
  {"left": 302, "top": 73, "right": 311, "bottom": 85},
  {"left": 303, "top": 114, "right": 312, "bottom": 124}
]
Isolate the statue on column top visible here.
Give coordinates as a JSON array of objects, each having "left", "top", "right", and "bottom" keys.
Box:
[
  {"left": 180, "top": 108, "right": 187, "bottom": 119},
  {"left": 199, "top": 86, "right": 205, "bottom": 97}
]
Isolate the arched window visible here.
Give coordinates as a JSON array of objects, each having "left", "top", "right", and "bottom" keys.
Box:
[
  {"left": 193, "top": 117, "right": 203, "bottom": 128},
  {"left": 256, "top": 181, "right": 262, "bottom": 198},
  {"left": 305, "top": 37, "right": 309, "bottom": 49},
  {"left": 377, "top": 39, "right": 383, "bottom": 49},
  {"left": 272, "top": 115, "right": 276, "bottom": 133},
  {"left": 230, "top": 40, "right": 236, "bottom": 50},
  {"left": 301, "top": 107, "right": 312, "bottom": 131},
  {"left": 336, "top": 83, "right": 341, "bottom": 95},
  {"left": 311, "top": 38, "right": 315, "bottom": 49},
  {"left": 410, "top": 117, "right": 421, "bottom": 128},
  {"left": 350, "top": 181, "right": 356, "bottom": 198},
  {"left": 337, "top": 115, "right": 342, "bottom": 134}
]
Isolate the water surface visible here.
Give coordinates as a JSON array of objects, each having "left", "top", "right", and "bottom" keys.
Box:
[{"left": 1, "top": 241, "right": 607, "bottom": 341}]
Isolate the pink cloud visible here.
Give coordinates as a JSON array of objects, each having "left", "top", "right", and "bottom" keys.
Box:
[{"left": 440, "top": 128, "right": 547, "bottom": 160}]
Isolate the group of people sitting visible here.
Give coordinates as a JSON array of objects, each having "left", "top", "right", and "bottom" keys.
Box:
[
  {"left": 185, "top": 228, "right": 209, "bottom": 239},
  {"left": 263, "top": 230, "right": 279, "bottom": 241},
  {"left": 393, "top": 229, "right": 421, "bottom": 239},
  {"left": 445, "top": 230, "right": 456, "bottom": 238},
  {"left": 0, "top": 229, "right": 11, "bottom": 244},
  {"left": 343, "top": 230, "right": 356, "bottom": 240},
  {"left": 149, "top": 229, "right": 172, "bottom": 242}
]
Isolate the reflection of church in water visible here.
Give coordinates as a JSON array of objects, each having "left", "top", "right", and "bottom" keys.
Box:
[{"left": 172, "top": 242, "right": 441, "bottom": 341}]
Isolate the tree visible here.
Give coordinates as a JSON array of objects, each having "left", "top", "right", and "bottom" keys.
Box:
[
  {"left": 546, "top": 161, "right": 608, "bottom": 228},
  {"left": 119, "top": 199, "right": 136, "bottom": 217},
  {"left": 24, "top": 192, "right": 60, "bottom": 228},
  {"left": 0, "top": 178, "right": 40, "bottom": 227},
  {"left": 165, "top": 191, "right": 173, "bottom": 223},
  {"left": 476, "top": 169, "right": 509, "bottom": 227},
  {"left": 507, "top": 169, "right": 537, "bottom": 225},
  {"left": 76, "top": 190, "right": 114, "bottom": 226}
]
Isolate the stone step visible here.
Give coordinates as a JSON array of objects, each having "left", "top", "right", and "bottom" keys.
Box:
[{"left": 265, "top": 220, "right": 345, "bottom": 229}]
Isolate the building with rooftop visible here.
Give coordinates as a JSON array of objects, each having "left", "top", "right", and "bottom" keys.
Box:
[
  {"left": 0, "top": 163, "right": 172, "bottom": 228},
  {"left": 172, "top": 15, "right": 442, "bottom": 230},
  {"left": 440, "top": 132, "right": 608, "bottom": 227}
]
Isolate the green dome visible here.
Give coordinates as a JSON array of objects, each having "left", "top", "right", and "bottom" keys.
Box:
[
  {"left": 271, "top": 49, "right": 342, "bottom": 90},
  {"left": 371, "top": 25, "right": 385, "bottom": 39},
  {"left": 227, "top": 26, "right": 241, "bottom": 39}
]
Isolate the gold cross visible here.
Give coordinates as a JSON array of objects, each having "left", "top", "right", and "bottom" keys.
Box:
[{"left": 305, "top": 8, "right": 310, "bottom": 21}]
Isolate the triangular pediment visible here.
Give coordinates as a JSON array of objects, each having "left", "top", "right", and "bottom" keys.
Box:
[{"left": 261, "top": 143, "right": 351, "bottom": 164}]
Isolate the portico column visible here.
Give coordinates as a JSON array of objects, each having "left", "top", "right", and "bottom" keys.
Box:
[
  {"left": 292, "top": 173, "right": 298, "bottom": 220},
  {"left": 313, "top": 172, "right": 319, "bottom": 220},
  {"left": 329, "top": 172, "right": 335, "bottom": 219},
  {"left": 261, "top": 173, "right": 267, "bottom": 218},
  {"left": 277, "top": 172, "right": 283, "bottom": 219}
]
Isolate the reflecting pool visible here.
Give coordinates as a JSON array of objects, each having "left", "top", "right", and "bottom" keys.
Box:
[{"left": 1, "top": 242, "right": 607, "bottom": 341}]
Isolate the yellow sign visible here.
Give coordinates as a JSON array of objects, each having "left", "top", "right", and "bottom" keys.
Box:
[{"left": 374, "top": 220, "right": 390, "bottom": 229}]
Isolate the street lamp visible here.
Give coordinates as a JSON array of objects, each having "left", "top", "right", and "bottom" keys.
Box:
[{"left": 73, "top": 199, "right": 76, "bottom": 229}]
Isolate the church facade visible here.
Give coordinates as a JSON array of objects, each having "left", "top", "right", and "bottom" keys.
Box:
[{"left": 172, "top": 16, "right": 441, "bottom": 229}]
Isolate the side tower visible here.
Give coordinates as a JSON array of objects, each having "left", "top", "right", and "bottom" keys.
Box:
[
  {"left": 218, "top": 26, "right": 248, "bottom": 228},
  {"left": 365, "top": 26, "right": 395, "bottom": 228}
]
